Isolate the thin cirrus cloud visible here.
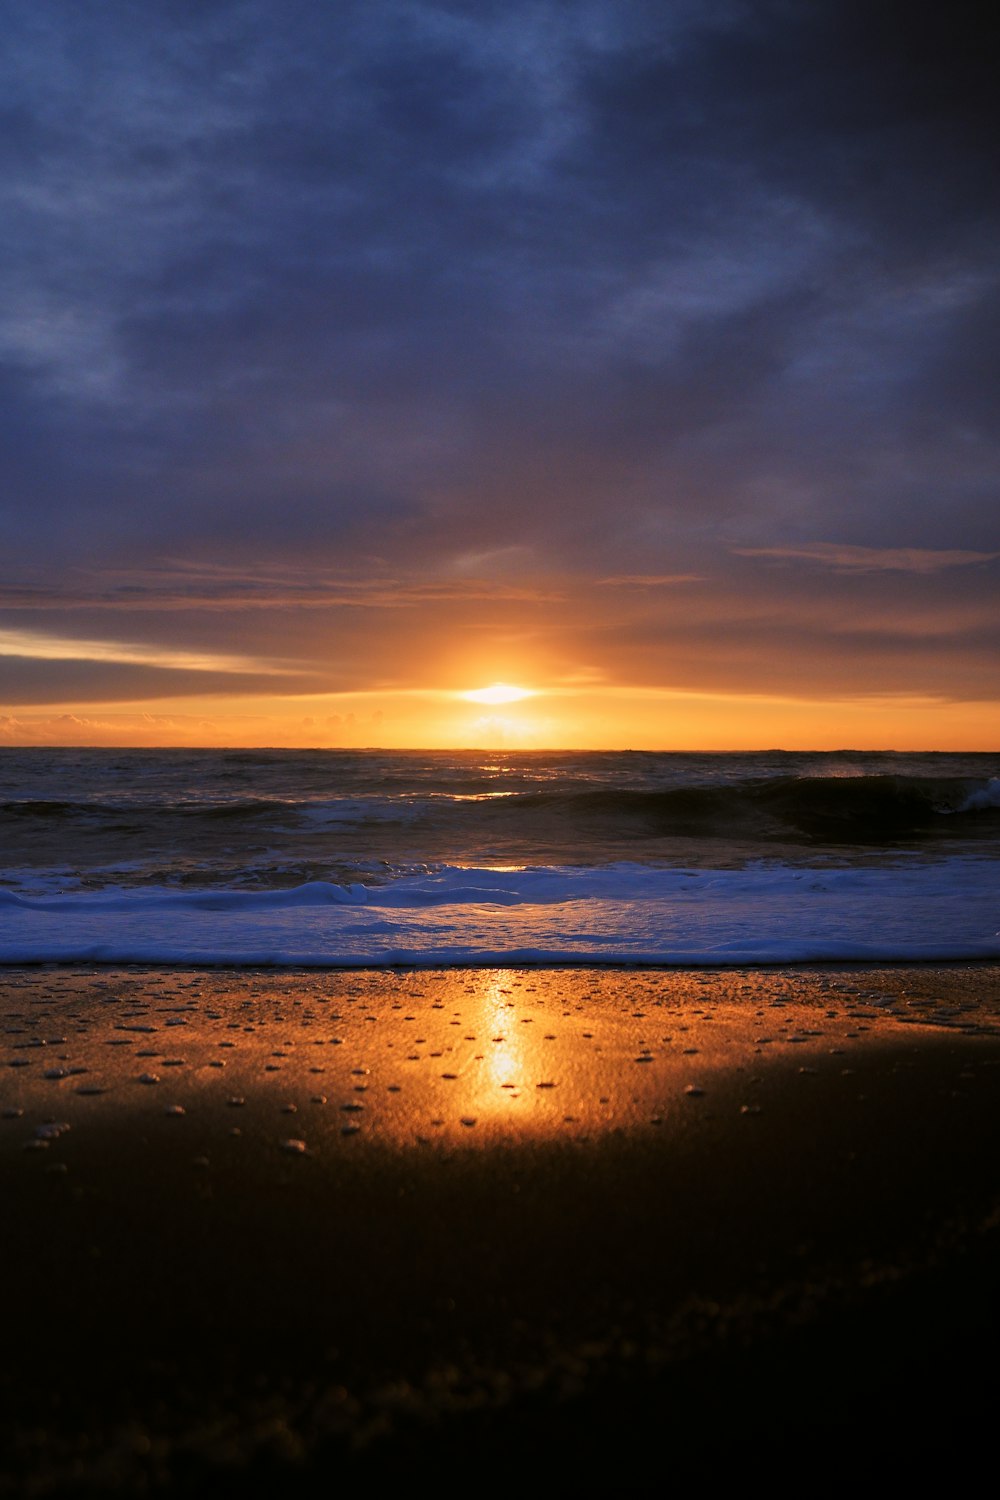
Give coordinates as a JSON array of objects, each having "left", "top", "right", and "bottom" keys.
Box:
[
  {"left": 0, "top": 565, "right": 560, "bottom": 613},
  {"left": 0, "top": 627, "right": 293, "bottom": 675},
  {"left": 596, "top": 575, "right": 705, "bottom": 588},
  {"left": 733, "top": 545, "right": 1000, "bottom": 575}
]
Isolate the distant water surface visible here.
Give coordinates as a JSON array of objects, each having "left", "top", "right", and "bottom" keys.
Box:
[{"left": 1, "top": 748, "right": 997, "bottom": 965}]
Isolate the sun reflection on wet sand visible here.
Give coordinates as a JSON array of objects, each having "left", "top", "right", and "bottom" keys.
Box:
[{"left": 3, "top": 965, "right": 995, "bottom": 1161}]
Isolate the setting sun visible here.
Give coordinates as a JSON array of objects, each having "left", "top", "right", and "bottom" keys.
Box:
[{"left": 460, "top": 683, "right": 536, "bottom": 705}]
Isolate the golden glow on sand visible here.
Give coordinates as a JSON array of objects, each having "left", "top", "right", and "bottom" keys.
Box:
[{"left": 460, "top": 683, "right": 536, "bottom": 705}]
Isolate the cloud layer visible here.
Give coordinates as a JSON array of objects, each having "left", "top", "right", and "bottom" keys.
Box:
[{"left": 1, "top": 1, "right": 997, "bottom": 734}]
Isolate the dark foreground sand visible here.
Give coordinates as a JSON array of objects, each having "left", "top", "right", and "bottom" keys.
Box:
[{"left": 3, "top": 963, "right": 1000, "bottom": 1495}]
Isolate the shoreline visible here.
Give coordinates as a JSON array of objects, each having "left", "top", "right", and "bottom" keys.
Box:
[
  {"left": 4, "top": 952, "right": 1000, "bottom": 967},
  {"left": 4, "top": 962, "right": 1000, "bottom": 1492}
]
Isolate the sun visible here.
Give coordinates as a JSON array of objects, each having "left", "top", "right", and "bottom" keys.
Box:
[{"left": 460, "top": 682, "right": 536, "bottom": 705}]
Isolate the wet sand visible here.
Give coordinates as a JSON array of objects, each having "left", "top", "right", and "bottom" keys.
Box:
[{"left": 3, "top": 963, "right": 1000, "bottom": 1494}]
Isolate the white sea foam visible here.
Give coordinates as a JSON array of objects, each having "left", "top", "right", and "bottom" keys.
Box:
[
  {"left": 958, "top": 777, "right": 1000, "bottom": 812},
  {"left": 0, "top": 860, "right": 996, "bottom": 966}
]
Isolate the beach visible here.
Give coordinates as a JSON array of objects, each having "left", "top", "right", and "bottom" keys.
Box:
[{"left": 4, "top": 961, "right": 1000, "bottom": 1494}]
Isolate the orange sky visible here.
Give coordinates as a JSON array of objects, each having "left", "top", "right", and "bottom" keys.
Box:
[
  {"left": 2, "top": 551, "right": 997, "bottom": 748},
  {"left": 3, "top": 682, "right": 998, "bottom": 751}
]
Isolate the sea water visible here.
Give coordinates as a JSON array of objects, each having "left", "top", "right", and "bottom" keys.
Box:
[{"left": 0, "top": 748, "right": 997, "bottom": 965}]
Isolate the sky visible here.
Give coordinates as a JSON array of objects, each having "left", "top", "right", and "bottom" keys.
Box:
[{"left": 1, "top": 0, "right": 997, "bottom": 749}]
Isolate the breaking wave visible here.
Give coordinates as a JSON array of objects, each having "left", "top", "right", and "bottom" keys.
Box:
[{"left": 1, "top": 860, "right": 997, "bottom": 967}]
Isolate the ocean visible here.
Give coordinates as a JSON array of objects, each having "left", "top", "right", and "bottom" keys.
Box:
[{"left": 1, "top": 747, "right": 997, "bottom": 965}]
